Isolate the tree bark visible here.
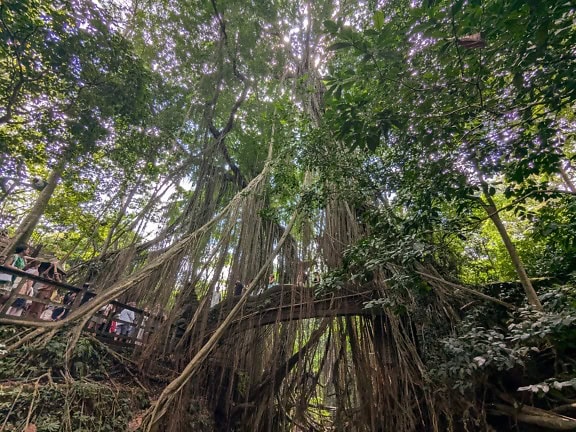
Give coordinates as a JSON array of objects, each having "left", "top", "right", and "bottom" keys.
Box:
[
  {"left": 559, "top": 164, "right": 576, "bottom": 193},
  {"left": 3, "top": 162, "right": 64, "bottom": 256},
  {"left": 480, "top": 192, "right": 543, "bottom": 310},
  {"left": 492, "top": 403, "right": 576, "bottom": 430},
  {"left": 99, "top": 177, "right": 140, "bottom": 257}
]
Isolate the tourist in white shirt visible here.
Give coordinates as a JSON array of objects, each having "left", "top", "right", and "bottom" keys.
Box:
[{"left": 116, "top": 302, "right": 136, "bottom": 338}]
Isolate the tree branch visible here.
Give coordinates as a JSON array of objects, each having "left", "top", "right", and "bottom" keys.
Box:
[
  {"left": 491, "top": 403, "right": 576, "bottom": 431},
  {"left": 415, "top": 270, "right": 516, "bottom": 310}
]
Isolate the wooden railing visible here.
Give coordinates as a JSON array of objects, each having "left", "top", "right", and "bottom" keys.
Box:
[
  {"left": 0, "top": 265, "right": 162, "bottom": 348},
  {"left": 0, "top": 265, "right": 378, "bottom": 350}
]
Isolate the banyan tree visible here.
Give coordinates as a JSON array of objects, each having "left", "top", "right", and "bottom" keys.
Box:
[{"left": 1, "top": 0, "right": 576, "bottom": 431}]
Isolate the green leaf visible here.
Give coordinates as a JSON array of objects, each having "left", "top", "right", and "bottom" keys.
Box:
[
  {"left": 324, "top": 20, "right": 339, "bottom": 33},
  {"left": 373, "top": 11, "right": 385, "bottom": 31},
  {"left": 451, "top": 0, "right": 464, "bottom": 15},
  {"left": 328, "top": 42, "right": 353, "bottom": 51}
]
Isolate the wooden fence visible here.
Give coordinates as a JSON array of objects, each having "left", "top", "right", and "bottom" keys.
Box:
[
  {"left": 0, "top": 265, "right": 161, "bottom": 348},
  {"left": 0, "top": 265, "right": 379, "bottom": 351}
]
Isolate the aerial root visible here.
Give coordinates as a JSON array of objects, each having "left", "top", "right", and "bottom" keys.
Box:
[
  {"left": 139, "top": 209, "right": 300, "bottom": 431},
  {"left": 64, "top": 313, "right": 93, "bottom": 368},
  {"left": 4, "top": 327, "right": 50, "bottom": 353}
]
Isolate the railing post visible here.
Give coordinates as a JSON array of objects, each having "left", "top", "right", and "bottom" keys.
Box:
[
  {"left": 0, "top": 283, "right": 18, "bottom": 316},
  {"left": 133, "top": 311, "right": 145, "bottom": 347}
]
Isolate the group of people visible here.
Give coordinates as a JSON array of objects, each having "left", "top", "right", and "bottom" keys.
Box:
[
  {"left": 2, "top": 244, "right": 323, "bottom": 346},
  {"left": 0, "top": 245, "right": 63, "bottom": 318},
  {"left": 0, "top": 245, "right": 148, "bottom": 342}
]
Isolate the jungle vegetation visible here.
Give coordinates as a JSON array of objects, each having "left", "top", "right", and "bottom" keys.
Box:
[{"left": 1, "top": 0, "right": 576, "bottom": 430}]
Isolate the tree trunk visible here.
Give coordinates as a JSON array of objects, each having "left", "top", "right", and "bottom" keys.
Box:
[
  {"left": 3, "top": 163, "right": 64, "bottom": 255},
  {"left": 492, "top": 403, "right": 576, "bottom": 430},
  {"left": 559, "top": 163, "right": 576, "bottom": 193},
  {"left": 472, "top": 162, "right": 543, "bottom": 310},
  {"left": 0, "top": 180, "right": 17, "bottom": 206},
  {"left": 99, "top": 178, "right": 140, "bottom": 257},
  {"left": 481, "top": 192, "right": 543, "bottom": 310}
]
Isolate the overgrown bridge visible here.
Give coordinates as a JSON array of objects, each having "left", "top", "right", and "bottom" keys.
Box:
[
  {"left": 0, "top": 265, "right": 377, "bottom": 348},
  {"left": 208, "top": 284, "right": 376, "bottom": 334}
]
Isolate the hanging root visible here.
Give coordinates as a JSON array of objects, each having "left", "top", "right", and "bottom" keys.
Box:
[
  {"left": 3, "top": 327, "right": 50, "bottom": 353},
  {"left": 0, "top": 158, "right": 275, "bottom": 356},
  {"left": 140, "top": 209, "right": 300, "bottom": 431},
  {"left": 64, "top": 313, "right": 94, "bottom": 368}
]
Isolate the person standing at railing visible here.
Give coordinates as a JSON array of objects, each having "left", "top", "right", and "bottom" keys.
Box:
[
  {"left": 90, "top": 302, "right": 113, "bottom": 332},
  {"left": 51, "top": 291, "right": 76, "bottom": 321},
  {"left": 6, "top": 259, "right": 40, "bottom": 316},
  {"left": 4, "top": 245, "right": 28, "bottom": 275},
  {"left": 27, "top": 260, "right": 61, "bottom": 319},
  {"left": 211, "top": 287, "right": 222, "bottom": 306},
  {"left": 136, "top": 307, "right": 150, "bottom": 345},
  {"left": 0, "top": 245, "right": 28, "bottom": 304},
  {"left": 233, "top": 280, "right": 244, "bottom": 296},
  {"left": 115, "top": 302, "right": 136, "bottom": 340},
  {"left": 24, "top": 259, "right": 41, "bottom": 284}
]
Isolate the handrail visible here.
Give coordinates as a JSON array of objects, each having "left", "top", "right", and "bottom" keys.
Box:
[
  {"left": 0, "top": 275, "right": 376, "bottom": 350},
  {"left": 0, "top": 265, "right": 147, "bottom": 315},
  {"left": 0, "top": 268, "right": 158, "bottom": 347},
  {"left": 0, "top": 265, "right": 84, "bottom": 293}
]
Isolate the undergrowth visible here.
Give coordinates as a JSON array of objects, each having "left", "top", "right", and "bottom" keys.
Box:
[{"left": 0, "top": 328, "right": 149, "bottom": 432}]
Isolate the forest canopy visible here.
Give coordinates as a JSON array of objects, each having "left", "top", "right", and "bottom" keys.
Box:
[{"left": 1, "top": 0, "right": 576, "bottom": 431}]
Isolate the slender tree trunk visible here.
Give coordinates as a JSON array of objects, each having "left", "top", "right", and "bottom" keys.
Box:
[
  {"left": 99, "top": 178, "right": 140, "bottom": 257},
  {"left": 480, "top": 191, "right": 543, "bottom": 310},
  {"left": 559, "top": 164, "right": 576, "bottom": 193},
  {"left": 471, "top": 160, "right": 543, "bottom": 309},
  {"left": 3, "top": 162, "right": 64, "bottom": 255},
  {"left": 0, "top": 182, "right": 17, "bottom": 206}
]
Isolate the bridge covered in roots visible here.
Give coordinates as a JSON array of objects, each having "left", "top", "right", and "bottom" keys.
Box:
[
  {"left": 0, "top": 265, "right": 378, "bottom": 349},
  {"left": 208, "top": 284, "right": 376, "bottom": 332}
]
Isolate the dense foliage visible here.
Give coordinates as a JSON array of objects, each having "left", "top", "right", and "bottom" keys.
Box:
[{"left": 1, "top": 0, "right": 576, "bottom": 431}]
